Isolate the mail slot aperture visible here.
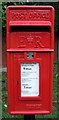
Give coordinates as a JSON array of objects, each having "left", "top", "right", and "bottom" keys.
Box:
[{"left": 10, "top": 26, "right": 51, "bottom": 49}]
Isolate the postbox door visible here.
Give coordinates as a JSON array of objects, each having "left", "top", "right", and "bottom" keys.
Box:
[{"left": 7, "top": 51, "right": 53, "bottom": 114}]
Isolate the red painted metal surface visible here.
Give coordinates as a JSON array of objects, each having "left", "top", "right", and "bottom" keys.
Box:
[{"left": 6, "top": 6, "right": 54, "bottom": 114}]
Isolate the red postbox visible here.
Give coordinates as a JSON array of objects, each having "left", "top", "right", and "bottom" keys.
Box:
[{"left": 6, "top": 6, "right": 54, "bottom": 114}]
